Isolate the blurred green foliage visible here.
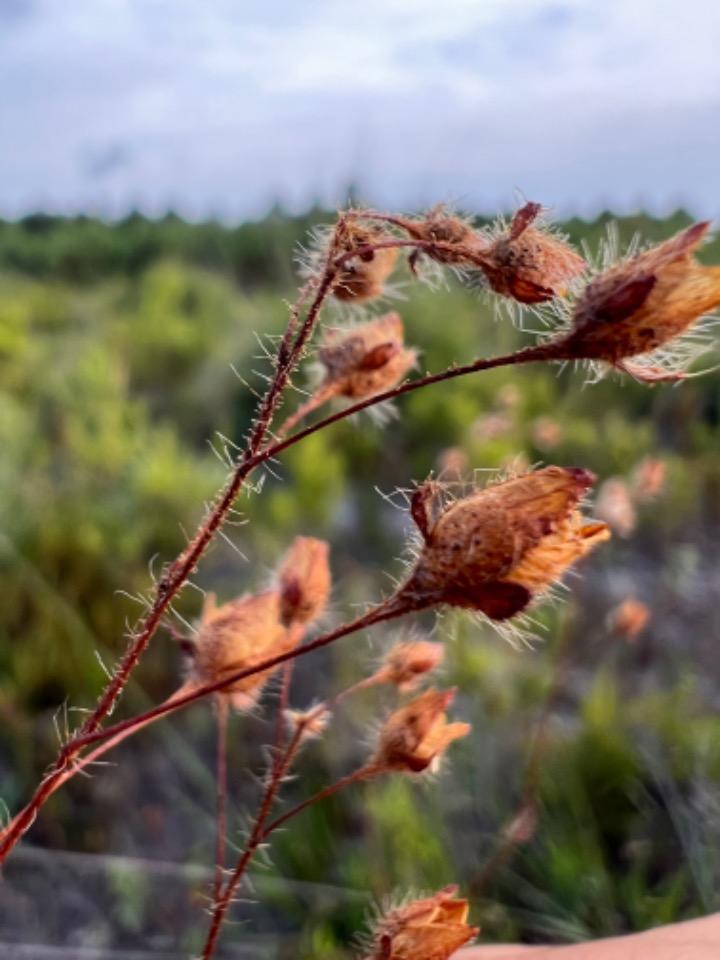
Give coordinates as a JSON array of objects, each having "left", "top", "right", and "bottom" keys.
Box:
[{"left": 1, "top": 207, "right": 720, "bottom": 955}]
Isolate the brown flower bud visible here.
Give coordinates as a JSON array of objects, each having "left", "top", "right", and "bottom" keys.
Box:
[
  {"left": 332, "top": 220, "right": 398, "bottom": 302},
  {"left": 378, "top": 638, "right": 445, "bottom": 691},
  {"left": 401, "top": 466, "right": 609, "bottom": 621},
  {"left": 595, "top": 477, "right": 636, "bottom": 538},
  {"left": 366, "top": 885, "right": 479, "bottom": 960},
  {"left": 374, "top": 688, "right": 470, "bottom": 773},
  {"left": 277, "top": 536, "right": 331, "bottom": 626},
  {"left": 631, "top": 456, "right": 666, "bottom": 502},
  {"left": 318, "top": 312, "right": 418, "bottom": 399},
  {"left": 401, "top": 205, "right": 485, "bottom": 272},
  {"left": 189, "top": 591, "right": 298, "bottom": 710},
  {"left": 607, "top": 597, "right": 650, "bottom": 642},
  {"left": 480, "top": 202, "right": 585, "bottom": 304},
  {"left": 560, "top": 221, "right": 720, "bottom": 380}
]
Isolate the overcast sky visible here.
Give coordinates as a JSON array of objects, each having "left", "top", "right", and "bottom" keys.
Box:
[{"left": 2, "top": 0, "right": 719, "bottom": 220}]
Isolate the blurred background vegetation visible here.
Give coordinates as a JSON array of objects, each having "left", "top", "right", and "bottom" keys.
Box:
[{"left": 1, "top": 208, "right": 720, "bottom": 958}]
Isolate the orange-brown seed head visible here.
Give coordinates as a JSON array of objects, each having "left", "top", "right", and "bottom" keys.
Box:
[
  {"left": 379, "top": 639, "right": 445, "bottom": 691},
  {"left": 189, "top": 591, "right": 298, "bottom": 711},
  {"left": 562, "top": 221, "right": 720, "bottom": 371},
  {"left": 403, "top": 466, "right": 609, "bottom": 620},
  {"left": 366, "top": 885, "right": 479, "bottom": 960},
  {"left": 481, "top": 203, "right": 585, "bottom": 304},
  {"left": 374, "top": 688, "right": 470, "bottom": 773},
  {"left": 277, "top": 536, "right": 331, "bottom": 626},
  {"left": 332, "top": 220, "right": 398, "bottom": 302},
  {"left": 318, "top": 312, "right": 418, "bottom": 399}
]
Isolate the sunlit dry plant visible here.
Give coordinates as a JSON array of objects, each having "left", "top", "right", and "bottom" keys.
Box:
[
  {"left": 396, "top": 466, "right": 609, "bottom": 621},
  {"left": 331, "top": 217, "right": 398, "bottom": 302},
  {"left": 479, "top": 202, "right": 586, "bottom": 304},
  {"left": 373, "top": 687, "right": 470, "bottom": 774},
  {"left": 363, "top": 885, "right": 479, "bottom": 960},
  {"left": 554, "top": 220, "right": 720, "bottom": 380}
]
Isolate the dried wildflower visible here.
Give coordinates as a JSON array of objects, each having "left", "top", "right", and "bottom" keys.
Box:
[
  {"left": 332, "top": 219, "right": 398, "bottom": 302},
  {"left": 559, "top": 221, "right": 720, "bottom": 380},
  {"left": 277, "top": 536, "right": 331, "bottom": 626},
  {"left": 400, "top": 466, "right": 609, "bottom": 621},
  {"left": 531, "top": 416, "right": 563, "bottom": 451},
  {"left": 631, "top": 456, "right": 666, "bottom": 502},
  {"left": 479, "top": 202, "right": 585, "bottom": 304},
  {"left": 284, "top": 706, "right": 331, "bottom": 741},
  {"left": 607, "top": 597, "right": 650, "bottom": 642},
  {"left": 374, "top": 688, "right": 470, "bottom": 774},
  {"left": 365, "top": 885, "right": 478, "bottom": 960},
  {"left": 317, "top": 312, "right": 418, "bottom": 400},
  {"left": 188, "top": 591, "right": 298, "bottom": 710},
  {"left": 595, "top": 477, "right": 636, "bottom": 538},
  {"left": 399, "top": 205, "right": 485, "bottom": 275},
  {"left": 378, "top": 638, "right": 445, "bottom": 691}
]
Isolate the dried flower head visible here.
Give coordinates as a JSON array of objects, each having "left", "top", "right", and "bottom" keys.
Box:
[
  {"left": 400, "top": 205, "right": 485, "bottom": 274},
  {"left": 317, "top": 312, "right": 418, "bottom": 400},
  {"left": 284, "top": 706, "right": 331, "bottom": 741},
  {"left": 365, "top": 885, "right": 478, "bottom": 960},
  {"left": 400, "top": 466, "right": 609, "bottom": 621},
  {"left": 378, "top": 638, "right": 445, "bottom": 691},
  {"left": 595, "top": 477, "right": 636, "bottom": 538},
  {"left": 559, "top": 221, "right": 720, "bottom": 380},
  {"left": 480, "top": 202, "right": 585, "bottom": 304},
  {"left": 607, "top": 597, "right": 650, "bottom": 642},
  {"left": 332, "top": 219, "right": 398, "bottom": 302},
  {"left": 374, "top": 688, "right": 470, "bottom": 774},
  {"left": 277, "top": 536, "right": 331, "bottom": 626},
  {"left": 188, "top": 591, "right": 298, "bottom": 710},
  {"left": 631, "top": 456, "right": 666, "bottom": 502}
]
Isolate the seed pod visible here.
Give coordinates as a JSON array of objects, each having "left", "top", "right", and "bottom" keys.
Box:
[
  {"left": 378, "top": 638, "right": 445, "bottom": 691},
  {"left": 277, "top": 536, "right": 331, "bottom": 626},
  {"left": 402, "top": 466, "right": 609, "bottom": 620},
  {"left": 317, "top": 312, "right": 417, "bottom": 399},
  {"left": 401, "top": 205, "right": 485, "bottom": 272},
  {"left": 189, "top": 591, "right": 297, "bottom": 711},
  {"left": 374, "top": 688, "right": 470, "bottom": 774},
  {"left": 560, "top": 221, "right": 720, "bottom": 379},
  {"left": 480, "top": 202, "right": 585, "bottom": 304},
  {"left": 365, "top": 885, "right": 478, "bottom": 960},
  {"left": 332, "top": 220, "right": 397, "bottom": 302}
]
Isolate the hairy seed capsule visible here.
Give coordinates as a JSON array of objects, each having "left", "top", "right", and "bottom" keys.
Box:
[{"left": 374, "top": 688, "right": 470, "bottom": 773}]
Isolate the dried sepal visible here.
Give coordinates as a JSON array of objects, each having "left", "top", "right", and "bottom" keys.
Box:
[
  {"left": 399, "top": 466, "right": 609, "bottom": 620},
  {"left": 374, "top": 688, "right": 470, "bottom": 774},
  {"left": 332, "top": 219, "right": 398, "bottom": 302},
  {"left": 365, "top": 885, "right": 478, "bottom": 960},
  {"left": 317, "top": 312, "right": 418, "bottom": 400},
  {"left": 558, "top": 220, "right": 720, "bottom": 379},
  {"left": 479, "top": 202, "right": 585, "bottom": 304},
  {"left": 277, "top": 536, "right": 331, "bottom": 626}
]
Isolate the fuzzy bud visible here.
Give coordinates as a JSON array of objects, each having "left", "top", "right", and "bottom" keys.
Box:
[
  {"left": 560, "top": 221, "right": 720, "bottom": 379},
  {"left": 277, "top": 536, "right": 331, "bottom": 626},
  {"left": 365, "top": 885, "right": 478, "bottom": 960},
  {"left": 374, "top": 688, "right": 470, "bottom": 774},
  {"left": 401, "top": 466, "right": 609, "bottom": 620},
  {"left": 189, "top": 591, "right": 298, "bottom": 711},
  {"left": 402, "top": 205, "right": 485, "bottom": 271},
  {"left": 332, "top": 220, "right": 397, "bottom": 302},
  {"left": 318, "top": 312, "right": 418, "bottom": 399},
  {"left": 607, "top": 597, "right": 650, "bottom": 642},
  {"left": 480, "top": 202, "right": 585, "bottom": 304},
  {"left": 378, "top": 639, "right": 445, "bottom": 691}
]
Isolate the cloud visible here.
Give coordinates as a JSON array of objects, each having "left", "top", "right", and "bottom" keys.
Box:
[{"left": 1, "top": 0, "right": 719, "bottom": 217}]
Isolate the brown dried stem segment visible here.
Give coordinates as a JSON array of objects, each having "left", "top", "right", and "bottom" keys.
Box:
[
  {"left": 364, "top": 885, "right": 479, "bottom": 960},
  {"left": 558, "top": 220, "right": 720, "bottom": 380},
  {"left": 399, "top": 466, "right": 610, "bottom": 621}
]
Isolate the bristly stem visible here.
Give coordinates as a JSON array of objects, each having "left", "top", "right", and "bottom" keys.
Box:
[{"left": 213, "top": 696, "right": 229, "bottom": 904}]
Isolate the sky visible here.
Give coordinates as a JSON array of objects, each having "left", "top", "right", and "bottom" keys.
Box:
[{"left": 1, "top": 0, "right": 720, "bottom": 221}]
